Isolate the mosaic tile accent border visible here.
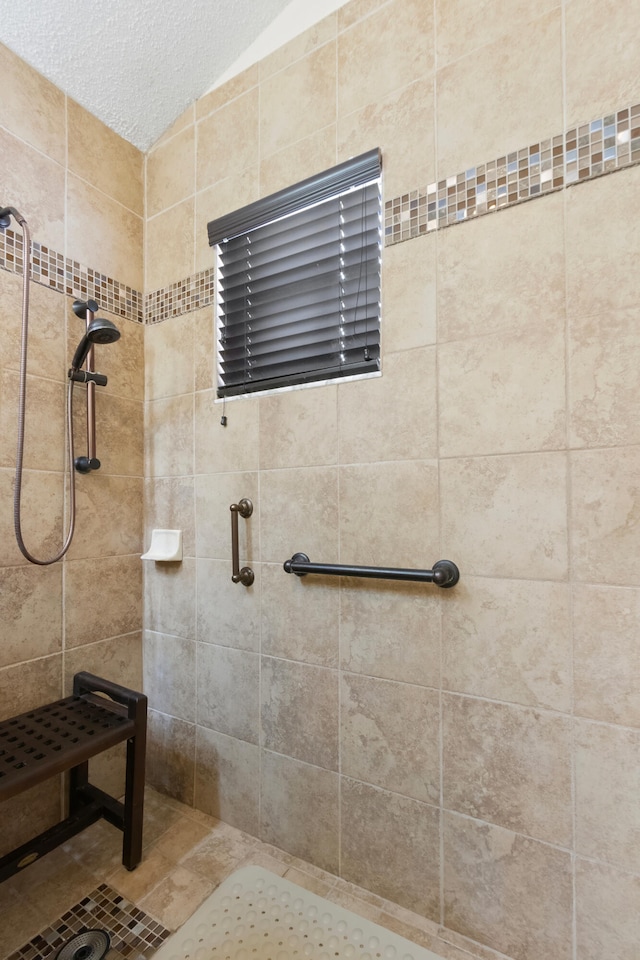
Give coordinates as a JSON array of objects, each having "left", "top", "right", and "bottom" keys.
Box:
[
  {"left": 2, "top": 101, "right": 638, "bottom": 325},
  {"left": 384, "top": 102, "right": 640, "bottom": 243},
  {"left": 0, "top": 232, "right": 144, "bottom": 324},
  {"left": 144, "top": 267, "right": 215, "bottom": 324},
  {"left": 6, "top": 882, "right": 171, "bottom": 960}
]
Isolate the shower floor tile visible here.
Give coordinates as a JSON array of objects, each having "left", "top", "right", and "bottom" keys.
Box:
[{"left": 4, "top": 883, "right": 171, "bottom": 960}]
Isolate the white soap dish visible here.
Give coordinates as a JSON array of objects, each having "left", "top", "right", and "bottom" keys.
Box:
[{"left": 141, "top": 529, "right": 183, "bottom": 561}]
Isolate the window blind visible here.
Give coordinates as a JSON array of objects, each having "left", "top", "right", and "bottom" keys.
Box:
[{"left": 208, "top": 149, "right": 382, "bottom": 398}]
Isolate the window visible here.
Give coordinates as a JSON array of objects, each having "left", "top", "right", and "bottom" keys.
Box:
[{"left": 208, "top": 148, "right": 382, "bottom": 398}]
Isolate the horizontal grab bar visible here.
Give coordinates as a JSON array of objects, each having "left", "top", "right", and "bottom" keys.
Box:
[{"left": 283, "top": 553, "right": 459, "bottom": 588}]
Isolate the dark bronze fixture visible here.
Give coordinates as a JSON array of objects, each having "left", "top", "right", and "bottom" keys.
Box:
[
  {"left": 230, "top": 499, "right": 254, "bottom": 586},
  {"left": 283, "top": 554, "right": 459, "bottom": 587}
]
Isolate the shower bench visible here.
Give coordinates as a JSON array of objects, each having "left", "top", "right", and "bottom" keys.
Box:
[{"left": 0, "top": 672, "right": 147, "bottom": 883}]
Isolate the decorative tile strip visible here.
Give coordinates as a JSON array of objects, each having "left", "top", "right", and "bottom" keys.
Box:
[
  {"left": 144, "top": 266, "right": 215, "bottom": 324},
  {"left": 0, "top": 231, "right": 144, "bottom": 323},
  {"left": 2, "top": 102, "right": 638, "bottom": 324},
  {"left": 384, "top": 102, "right": 640, "bottom": 244},
  {"left": 6, "top": 882, "right": 170, "bottom": 960}
]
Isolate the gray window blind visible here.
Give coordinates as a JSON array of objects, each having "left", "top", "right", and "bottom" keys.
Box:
[{"left": 208, "top": 148, "right": 382, "bottom": 398}]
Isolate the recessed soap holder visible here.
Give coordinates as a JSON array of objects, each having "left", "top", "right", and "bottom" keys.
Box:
[{"left": 141, "top": 529, "right": 183, "bottom": 562}]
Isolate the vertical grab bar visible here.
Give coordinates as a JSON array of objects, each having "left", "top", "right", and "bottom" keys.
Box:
[{"left": 230, "top": 499, "right": 254, "bottom": 586}]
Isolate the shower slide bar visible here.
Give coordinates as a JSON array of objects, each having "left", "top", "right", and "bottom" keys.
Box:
[{"left": 283, "top": 553, "right": 460, "bottom": 587}]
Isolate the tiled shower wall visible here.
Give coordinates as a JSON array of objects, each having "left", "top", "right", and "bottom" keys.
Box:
[
  {"left": 143, "top": 1, "right": 640, "bottom": 960},
  {"left": 0, "top": 42, "right": 145, "bottom": 851}
]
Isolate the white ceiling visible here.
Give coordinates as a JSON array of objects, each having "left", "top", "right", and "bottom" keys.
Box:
[{"left": 0, "top": 0, "right": 347, "bottom": 152}]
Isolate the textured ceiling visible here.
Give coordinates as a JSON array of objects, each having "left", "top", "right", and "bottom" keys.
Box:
[{"left": 0, "top": 0, "right": 306, "bottom": 151}]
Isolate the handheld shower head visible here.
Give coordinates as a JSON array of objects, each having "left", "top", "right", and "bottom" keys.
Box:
[
  {"left": 0, "top": 205, "right": 27, "bottom": 229},
  {"left": 71, "top": 317, "right": 121, "bottom": 371}
]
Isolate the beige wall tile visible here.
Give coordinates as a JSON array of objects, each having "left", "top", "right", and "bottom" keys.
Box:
[
  {"left": 195, "top": 391, "right": 260, "bottom": 474},
  {"left": 196, "top": 642, "right": 259, "bottom": 743},
  {"left": 195, "top": 726, "right": 260, "bottom": 833},
  {"left": 260, "top": 43, "right": 336, "bottom": 159},
  {"left": 576, "top": 859, "right": 640, "bottom": 960},
  {"left": 196, "top": 557, "right": 260, "bottom": 651},
  {"left": 0, "top": 654, "right": 61, "bottom": 720},
  {"left": 196, "top": 66, "right": 259, "bottom": 121},
  {"left": 436, "top": 0, "right": 560, "bottom": 67},
  {"left": 145, "top": 709, "right": 195, "bottom": 806},
  {"left": 0, "top": 564, "right": 62, "bottom": 667},
  {"left": 565, "top": 0, "right": 640, "bottom": 125},
  {"left": 194, "top": 306, "right": 215, "bottom": 392},
  {"left": 436, "top": 192, "right": 565, "bottom": 343},
  {"left": 0, "top": 126, "right": 65, "bottom": 251},
  {"left": 338, "top": 0, "right": 434, "bottom": 119},
  {"left": 259, "top": 466, "right": 338, "bottom": 563},
  {"left": 0, "top": 274, "right": 67, "bottom": 382},
  {"left": 195, "top": 165, "right": 260, "bottom": 273},
  {"left": 261, "top": 561, "right": 339, "bottom": 666},
  {"left": 338, "top": 0, "right": 389, "bottom": 32},
  {"left": 0, "top": 370, "right": 65, "bottom": 470},
  {"left": 571, "top": 447, "right": 640, "bottom": 586},
  {"left": 143, "top": 630, "right": 196, "bottom": 721},
  {"left": 565, "top": 168, "right": 640, "bottom": 319},
  {"left": 260, "top": 126, "right": 338, "bottom": 202},
  {"left": 260, "top": 385, "right": 338, "bottom": 469},
  {"left": 145, "top": 313, "right": 194, "bottom": 400},
  {"left": 195, "top": 471, "right": 259, "bottom": 560},
  {"left": 63, "top": 632, "right": 142, "bottom": 695},
  {"left": 338, "top": 348, "right": 437, "bottom": 463},
  {"left": 341, "top": 674, "right": 440, "bottom": 803},
  {"left": 339, "top": 461, "right": 439, "bottom": 567},
  {"left": 144, "top": 557, "right": 196, "bottom": 638},
  {"left": 261, "top": 657, "right": 339, "bottom": 769},
  {"left": 575, "top": 719, "right": 640, "bottom": 874},
  {"left": 259, "top": 14, "right": 337, "bottom": 81},
  {"left": 0, "top": 781, "right": 60, "bottom": 864},
  {"left": 67, "top": 174, "right": 142, "bottom": 289},
  {"left": 339, "top": 79, "right": 435, "bottom": 200},
  {"left": 436, "top": 10, "right": 562, "bottom": 176},
  {"left": 569, "top": 307, "right": 640, "bottom": 448},
  {"left": 95, "top": 393, "right": 144, "bottom": 476},
  {"left": 197, "top": 89, "right": 260, "bottom": 191},
  {"left": 67, "top": 474, "right": 143, "bottom": 559},
  {"left": 92, "top": 314, "right": 145, "bottom": 402},
  {"left": 260, "top": 752, "right": 339, "bottom": 873},
  {"left": 573, "top": 584, "right": 640, "bottom": 727},
  {"left": 145, "top": 393, "right": 193, "bottom": 478},
  {"left": 442, "top": 577, "right": 572, "bottom": 712},
  {"left": 146, "top": 124, "right": 195, "bottom": 218},
  {"left": 438, "top": 318, "right": 565, "bottom": 457},
  {"left": 341, "top": 778, "right": 440, "bottom": 919},
  {"left": 145, "top": 197, "right": 194, "bottom": 290},
  {"left": 0, "top": 41, "right": 65, "bottom": 163},
  {"left": 440, "top": 453, "right": 568, "bottom": 580},
  {"left": 64, "top": 554, "right": 142, "bottom": 647},
  {"left": 381, "top": 233, "right": 436, "bottom": 352},
  {"left": 444, "top": 812, "right": 573, "bottom": 960},
  {"left": 145, "top": 476, "right": 195, "bottom": 558},
  {"left": 67, "top": 98, "right": 143, "bottom": 215},
  {"left": 443, "top": 694, "right": 572, "bottom": 846},
  {"left": 0, "top": 468, "right": 65, "bottom": 567},
  {"left": 340, "top": 579, "right": 441, "bottom": 686}
]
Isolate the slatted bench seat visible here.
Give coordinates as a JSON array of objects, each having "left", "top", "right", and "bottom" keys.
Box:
[{"left": 0, "top": 671, "right": 147, "bottom": 883}]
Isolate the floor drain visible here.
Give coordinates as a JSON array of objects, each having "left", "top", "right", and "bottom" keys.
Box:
[{"left": 54, "top": 930, "right": 111, "bottom": 960}]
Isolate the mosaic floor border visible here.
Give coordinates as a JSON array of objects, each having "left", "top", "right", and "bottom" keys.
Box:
[{"left": 5, "top": 883, "right": 171, "bottom": 960}]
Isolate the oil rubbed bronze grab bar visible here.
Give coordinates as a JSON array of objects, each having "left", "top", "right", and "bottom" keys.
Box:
[
  {"left": 230, "top": 499, "right": 254, "bottom": 586},
  {"left": 283, "top": 553, "right": 460, "bottom": 587}
]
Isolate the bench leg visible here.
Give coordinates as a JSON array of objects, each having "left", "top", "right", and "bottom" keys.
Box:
[{"left": 122, "top": 727, "right": 146, "bottom": 870}]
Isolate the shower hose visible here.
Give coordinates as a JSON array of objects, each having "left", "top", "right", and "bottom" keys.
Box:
[{"left": 12, "top": 213, "right": 78, "bottom": 564}]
